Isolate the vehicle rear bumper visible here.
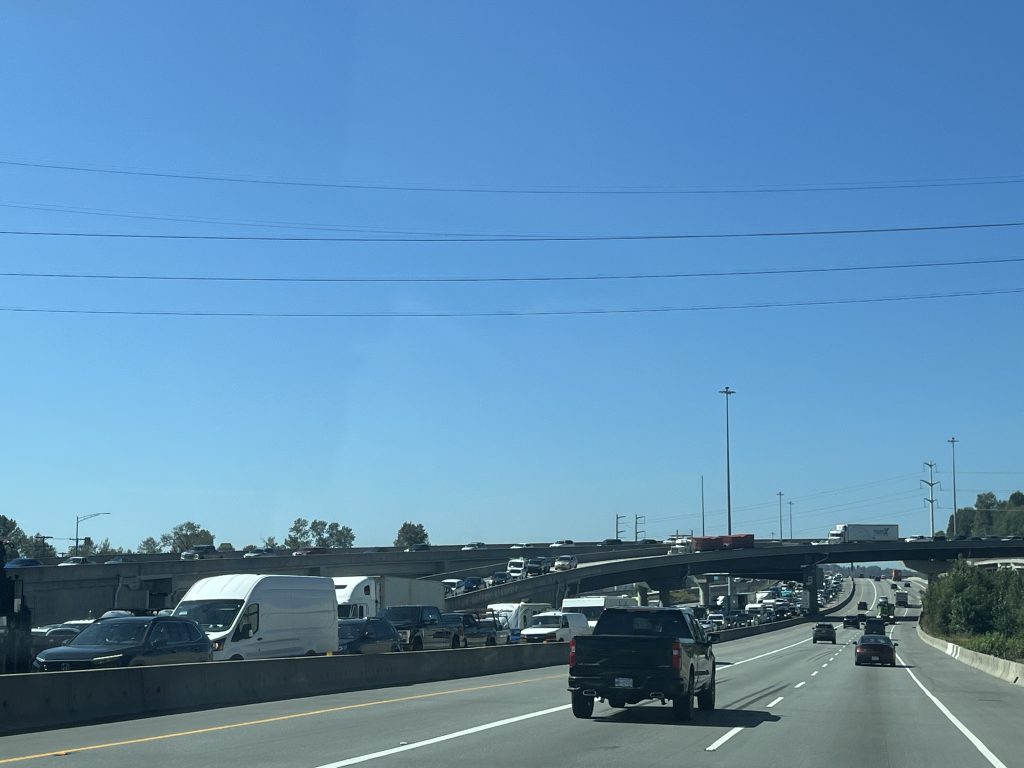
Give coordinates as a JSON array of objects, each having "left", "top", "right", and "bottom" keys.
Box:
[{"left": 568, "top": 671, "right": 684, "bottom": 701}]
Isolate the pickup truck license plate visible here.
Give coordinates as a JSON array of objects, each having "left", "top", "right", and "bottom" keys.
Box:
[
  {"left": 871, "top": 656, "right": 879, "bottom": 661},
  {"left": 614, "top": 677, "right": 632, "bottom": 688}
]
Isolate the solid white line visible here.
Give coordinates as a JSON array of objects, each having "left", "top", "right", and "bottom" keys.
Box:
[
  {"left": 705, "top": 726, "right": 744, "bottom": 752},
  {"left": 898, "top": 656, "right": 1008, "bottom": 768},
  {"left": 767, "top": 696, "right": 784, "bottom": 708},
  {"left": 794, "top": 681, "right": 806, "bottom": 689},
  {"left": 811, "top": 671, "right": 819, "bottom": 676},
  {"left": 728, "top": 637, "right": 811, "bottom": 667},
  {"left": 314, "top": 705, "right": 570, "bottom": 766},
  {"left": 869, "top": 578, "right": 878, "bottom": 611}
]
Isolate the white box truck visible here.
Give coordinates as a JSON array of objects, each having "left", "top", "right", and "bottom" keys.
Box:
[
  {"left": 561, "top": 595, "right": 638, "bottom": 629},
  {"left": 827, "top": 524, "right": 900, "bottom": 543},
  {"left": 173, "top": 574, "right": 337, "bottom": 661},
  {"left": 332, "top": 575, "right": 446, "bottom": 618}
]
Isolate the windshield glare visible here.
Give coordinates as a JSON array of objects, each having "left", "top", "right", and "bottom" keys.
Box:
[
  {"left": 172, "top": 600, "right": 243, "bottom": 632},
  {"left": 529, "top": 616, "right": 561, "bottom": 628},
  {"left": 381, "top": 607, "right": 420, "bottom": 624},
  {"left": 70, "top": 620, "right": 148, "bottom": 647}
]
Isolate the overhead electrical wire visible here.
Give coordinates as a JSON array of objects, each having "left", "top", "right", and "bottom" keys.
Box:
[
  {"left": 2, "top": 158, "right": 1024, "bottom": 194},
  {"left": 2, "top": 255, "right": 1019, "bottom": 284},
  {"left": 0, "top": 286, "right": 1019, "bottom": 318},
  {"left": 2, "top": 220, "right": 1024, "bottom": 243}
]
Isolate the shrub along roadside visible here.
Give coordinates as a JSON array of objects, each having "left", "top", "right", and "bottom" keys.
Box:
[{"left": 921, "top": 558, "right": 1024, "bottom": 662}]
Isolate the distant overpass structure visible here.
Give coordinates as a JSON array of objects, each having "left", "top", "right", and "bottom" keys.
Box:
[{"left": 9, "top": 539, "right": 1024, "bottom": 624}]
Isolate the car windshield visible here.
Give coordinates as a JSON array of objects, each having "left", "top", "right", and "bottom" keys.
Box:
[
  {"left": 70, "top": 620, "right": 148, "bottom": 647},
  {"left": 172, "top": 600, "right": 243, "bottom": 632},
  {"left": 529, "top": 615, "right": 562, "bottom": 628},
  {"left": 381, "top": 608, "right": 421, "bottom": 624}
]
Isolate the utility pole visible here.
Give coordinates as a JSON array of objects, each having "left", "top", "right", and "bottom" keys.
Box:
[
  {"left": 719, "top": 387, "right": 735, "bottom": 535},
  {"left": 788, "top": 500, "right": 794, "bottom": 540},
  {"left": 948, "top": 438, "right": 959, "bottom": 537},
  {"left": 634, "top": 515, "right": 646, "bottom": 542},
  {"left": 700, "top": 475, "right": 706, "bottom": 536},
  {"left": 777, "top": 491, "right": 784, "bottom": 541},
  {"left": 922, "top": 461, "right": 939, "bottom": 537},
  {"left": 615, "top": 514, "right": 625, "bottom": 540}
]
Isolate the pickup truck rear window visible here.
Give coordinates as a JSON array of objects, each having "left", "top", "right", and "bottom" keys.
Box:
[{"left": 595, "top": 612, "right": 692, "bottom": 638}]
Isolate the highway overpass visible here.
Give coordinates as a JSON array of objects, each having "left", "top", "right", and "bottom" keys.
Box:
[{"left": 10, "top": 539, "right": 1024, "bottom": 624}]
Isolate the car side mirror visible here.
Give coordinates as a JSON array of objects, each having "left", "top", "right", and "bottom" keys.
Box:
[
  {"left": 708, "top": 633, "right": 720, "bottom": 643},
  {"left": 239, "top": 623, "right": 253, "bottom": 639},
  {"left": 62, "top": 639, "right": 72, "bottom": 646},
  {"left": 893, "top": 642, "right": 899, "bottom": 646}
]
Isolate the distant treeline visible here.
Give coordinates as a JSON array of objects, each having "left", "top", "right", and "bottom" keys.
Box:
[
  {"left": 921, "top": 558, "right": 1024, "bottom": 662},
  {"left": 948, "top": 491, "right": 1024, "bottom": 537}
]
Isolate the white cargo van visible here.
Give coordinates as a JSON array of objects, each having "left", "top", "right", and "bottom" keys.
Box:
[
  {"left": 173, "top": 574, "right": 337, "bottom": 661},
  {"left": 487, "top": 602, "right": 552, "bottom": 641},
  {"left": 520, "top": 611, "right": 591, "bottom": 643},
  {"left": 560, "top": 595, "right": 638, "bottom": 629}
]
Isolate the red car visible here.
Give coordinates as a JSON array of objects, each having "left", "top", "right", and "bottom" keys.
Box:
[{"left": 854, "top": 634, "right": 898, "bottom": 666}]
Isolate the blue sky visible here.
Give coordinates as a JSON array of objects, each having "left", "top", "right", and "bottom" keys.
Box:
[{"left": 1, "top": 3, "right": 1021, "bottom": 551}]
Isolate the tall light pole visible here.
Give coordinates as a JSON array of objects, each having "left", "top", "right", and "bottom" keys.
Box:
[
  {"left": 74, "top": 512, "right": 111, "bottom": 556},
  {"left": 700, "top": 475, "right": 706, "bottom": 537},
  {"left": 948, "top": 438, "right": 959, "bottom": 537},
  {"left": 922, "top": 461, "right": 939, "bottom": 537},
  {"left": 719, "top": 387, "right": 735, "bottom": 535},
  {"left": 777, "top": 491, "right": 784, "bottom": 541},
  {"left": 788, "top": 500, "right": 794, "bottom": 540}
]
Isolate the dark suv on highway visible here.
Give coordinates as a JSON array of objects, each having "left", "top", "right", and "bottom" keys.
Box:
[{"left": 812, "top": 623, "right": 836, "bottom": 644}]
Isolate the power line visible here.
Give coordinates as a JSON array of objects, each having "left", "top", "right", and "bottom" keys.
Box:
[
  {"left": 3, "top": 221, "right": 1024, "bottom": 243},
  {"left": 2, "top": 255, "right": 1021, "bottom": 285},
  {"left": 3, "top": 157, "right": 1024, "bottom": 194},
  {"left": 3, "top": 286, "right": 1016, "bottom": 318}
]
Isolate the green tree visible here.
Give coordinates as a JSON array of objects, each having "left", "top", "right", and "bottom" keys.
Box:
[
  {"left": 394, "top": 522, "right": 429, "bottom": 549},
  {"left": 284, "top": 518, "right": 311, "bottom": 549},
  {"left": 261, "top": 535, "right": 279, "bottom": 549},
  {"left": 21, "top": 534, "right": 57, "bottom": 559},
  {"left": 138, "top": 536, "right": 162, "bottom": 554},
  {"left": 94, "top": 538, "right": 124, "bottom": 555},
  {"left": 159, "top": 521, "right": 214, "bottom": 553},
  {"left": 324, "top": 522, "right": 355, "bottom": 548}
]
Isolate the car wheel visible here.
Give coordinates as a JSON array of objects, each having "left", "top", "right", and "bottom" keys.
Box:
[
  {"left": 812, "top": 639, "right": 817, "bottom": 643},
  {"left": 450, "top": 636, "right": 461, "bottom": 650},
  {"left": 697, "top": 667, "right": 716, "bottom": 711},
  {"left": 832, "top": 640, "right": 836, "bottom": 644},
  {"left": 607, "top": 695, "right": 626, "bottom": 708},
  {"left": 411, "top": 637, "right": 423, "bottom": 652},
  {"left": 571, "top": 691, "right": 595, "bottom": 719},
  {"left": 485, "top": 637, "right": 496, "bottom": 646},
  {"left": 673, "top": 672, "right": 694, "bottom": 721},
  {"left": 890, "top": 659, "right": 896, "bottom": 667},
  {"left": 854, "top": 659, "right": 861, "bottom": 666}
]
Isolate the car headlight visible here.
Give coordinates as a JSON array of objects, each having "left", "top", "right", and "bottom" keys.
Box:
[{"left": 92, "top": 653, "right": 124, "bottom": 664}]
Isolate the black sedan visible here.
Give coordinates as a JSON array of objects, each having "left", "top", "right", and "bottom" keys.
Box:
[
  {"left": 462, "top": 577, "right": 486, "bottom": 592},
  {"left": 337, "top": 618, "right": 402, "bottom": 654},
  {"left": 812, "top": 623, "right": 836, "bottom": 643},
  {"left": 854, "top": 634, "right": 898, "bottom": 666},
  {"left": 33, "top": 616, "right": 212, "bottom": 671},
  {"left": 842, "top": 615, "right": 860, "bottom": 629}
]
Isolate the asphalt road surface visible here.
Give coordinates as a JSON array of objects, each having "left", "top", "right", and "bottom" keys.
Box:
[{"left": 2, "top": 578, "right": 1019, "bottom": 768}]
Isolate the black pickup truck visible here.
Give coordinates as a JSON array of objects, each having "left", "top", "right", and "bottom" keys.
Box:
[{"left": 567, "top": 607, "right": 717, "bottom": 721}]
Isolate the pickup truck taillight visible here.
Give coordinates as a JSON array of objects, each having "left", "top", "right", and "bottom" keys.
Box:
[
  {"left": 671, "top": 641, "right": 682, "bottom": 670},
  {"left": 855, "top": 645, "right": 864, "bottom": 654},
  {"left": 568, "top": 638, "right": 576, "bottom": 666}
]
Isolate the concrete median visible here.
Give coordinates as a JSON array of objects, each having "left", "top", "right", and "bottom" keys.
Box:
[
  {"left": 916, "top": 624, "right": 1024, "bottom": 688},
  {"left": 0, "top": 642, "right": 568, "bottom": 736}
]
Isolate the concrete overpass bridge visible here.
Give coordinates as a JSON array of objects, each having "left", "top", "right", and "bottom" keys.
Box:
[{"left": 11, "top": 539, "right": 1024, "bottom": 624}]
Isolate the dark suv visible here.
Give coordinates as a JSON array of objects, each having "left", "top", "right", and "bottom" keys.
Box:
[
  {"left": 33, "top": 616, "right": 212, "bottom": 671},
  {"left": 812, "top": 623, "right": 836, "bottom": 644},
  {"left": 843, "top": 615, "right": 860, "bottom": 629},
  {"left": 180, "top": 544, "right": 221, "bottom": 560}
]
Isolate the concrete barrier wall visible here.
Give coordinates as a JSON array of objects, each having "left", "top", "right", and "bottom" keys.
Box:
[
  {"left": 916, "top": 624, "right": 1024, "bottom": 687},
  {"left": 0, "top": 643, "right": 568, "bottom": 736}
]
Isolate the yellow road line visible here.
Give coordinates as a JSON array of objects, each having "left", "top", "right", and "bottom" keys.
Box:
[{"left": 0, "top": 674, "right": 562, "bottom": 764}]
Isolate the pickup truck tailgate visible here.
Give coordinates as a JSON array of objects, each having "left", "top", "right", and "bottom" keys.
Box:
[{"left": 573, "top": 635, "right": 673, "bottom": 670}]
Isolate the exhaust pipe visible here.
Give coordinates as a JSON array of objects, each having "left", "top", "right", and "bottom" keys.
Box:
[{"left": 582, "top": 689, "right": 598, "bottom": 697}]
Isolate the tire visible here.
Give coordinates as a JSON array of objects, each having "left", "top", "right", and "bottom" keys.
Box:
[
  {"left": 411, "top": 637, "right": 423, "bottom": 652},
  {"left": 229, "top": 655, "right": 244, "bottom": 661},
  {"left": 832, "top": 640, "right": 836, "bottom": 644},
  {"left": 854, "top": 660, "right": 861, "bottom": 666},
  {"left": 697, "top": 668, "right": 716, "bottom": 711},
  {"left": 485, "top": 637, "right": 496, "bottom": 646},
  {"left": 607, "top": 695, "right": 626, "bottom": 709},
  {"left": 571, "top": 691, "right": 594, "bottom": 719},
  {"left": 673, "top": 672, "right": 694, "bottom": 721},
  {"left": 450, "top": 636, "right": 461, "bottom": 650},
  {"left": 890, "top": 659, "right": 896, "bottom": 667}
]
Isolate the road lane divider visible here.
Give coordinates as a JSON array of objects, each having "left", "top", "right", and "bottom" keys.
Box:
[
  {"left": 705, "top": 726, "right": 744, "bottom": 752},
  {"left": 794, "top": 682, "right": 806, "bottom": 688},
  {"left": 313, "top": 704, "right": 571, "bottom": 767},
  {"left": 766, "top": 696, "right": 784, "bottom": 708}
]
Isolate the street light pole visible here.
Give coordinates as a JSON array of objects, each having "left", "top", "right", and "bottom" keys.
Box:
[
  {"left": 719, "top": 387, "right": 735, "bottom": 536},
  {"left": 948, "top": 438, "right": 959, "bottom": 537},
  {"left": 700, "top": 475, "right": 706, "bottom": 537},
  {"left": 789, "top": 500, "right": 794, "bottom": 540},
  {"left": 74, "top": 513, "right": 111, "bottom": 556},
  {"left": 777, "top": 491, "right": 784, "bottom": 541}
]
